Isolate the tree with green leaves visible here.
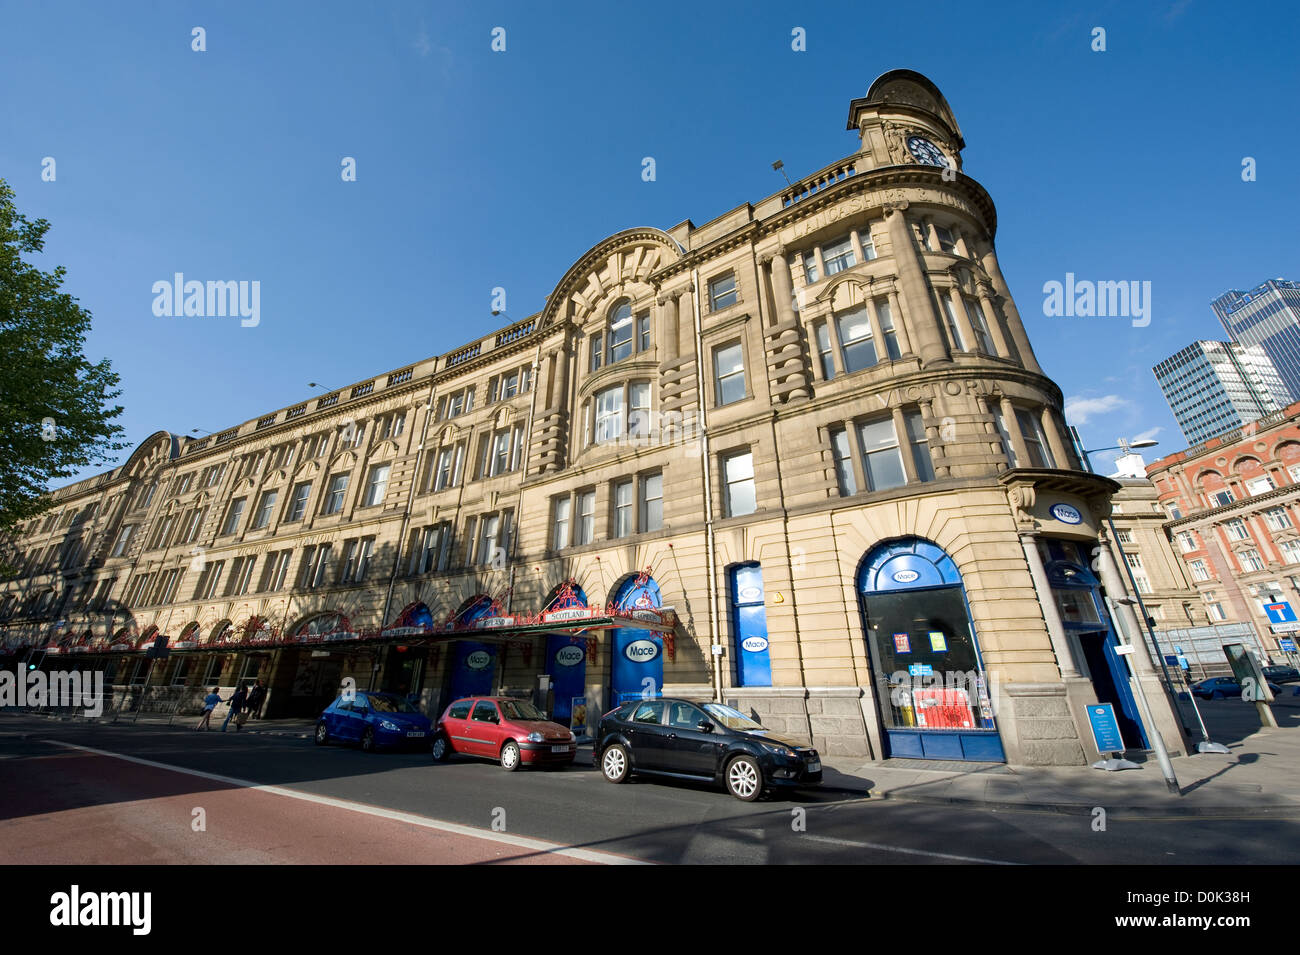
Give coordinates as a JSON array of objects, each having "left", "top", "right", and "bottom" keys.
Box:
[{"left": 0, "top": 177, "right": 126, "bottom": 531}]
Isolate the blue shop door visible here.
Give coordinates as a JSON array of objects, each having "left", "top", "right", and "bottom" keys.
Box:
[
  {"left": 545, "top": 635, "right": 587, "bottom": 725},
  {"left": 448, "top": 641, "right": 496, "bottom": 701},
  {"left": 731, "top": 564, "right": 772, "bottom": 686}
]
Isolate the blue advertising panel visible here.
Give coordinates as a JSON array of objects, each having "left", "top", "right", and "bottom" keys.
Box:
[
  {"left": 448, "top": 597, "right": 496, "bottom": 700},
  {"left": 731, "top": 563, "right": 772, "bottom": 687},
  {"left": 1086, "top": 703, "right": 1125, "bottom": 754},
  {"left": 545, "top": 634, "right": 587, "bottom": 724},
  {"left": 609, "top": 576, "right": 663, "bottom": 706}
]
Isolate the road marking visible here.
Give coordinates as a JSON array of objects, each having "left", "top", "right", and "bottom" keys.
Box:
[
  {"left": 46, "top": 739, "right": 649, "bottom": 865},
  {"left": 801, "top": 834, "right": 1020, "bottom": 865}
]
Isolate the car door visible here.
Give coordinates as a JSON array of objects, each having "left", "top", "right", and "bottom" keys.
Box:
[
  {"left": 662, "top": 702, "right": 722, "bottom": 777},
  {"left": 442, "top": 699, "right": 473, "bottom": 753},
  {"left": 342, "top": 695, "right": 370, "bottom": 741},
  {"left": 624, "top": 700, "right": 668, "bottom": 770},
  {"left": 468, "top": 700, "right": 503, "bottom": 756}
]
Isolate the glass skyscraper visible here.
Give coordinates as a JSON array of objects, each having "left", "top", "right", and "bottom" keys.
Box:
[
  {"left": 1212, "top": 278, "right": 1300, "bottom": 400},
  {"left": 1152, "top": 340, "right": 1291, "bottom": 445}
]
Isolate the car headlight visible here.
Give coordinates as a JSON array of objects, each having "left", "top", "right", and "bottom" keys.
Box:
[
  {"left": 759, "top": 741, "right": 796, "bottom": 757},
  {"left": 379, "top": 720, "right": 400, "bottom": 731},
  {"left": 526, "top": 732, "right": 544, "bottom": 742}
]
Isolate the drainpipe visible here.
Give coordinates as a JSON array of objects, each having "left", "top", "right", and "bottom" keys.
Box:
[{"left": 691, "top": 268, "right": 721, "bottom": 702}]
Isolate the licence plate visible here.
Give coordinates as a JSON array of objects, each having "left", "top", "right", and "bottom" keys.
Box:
[
  {"left": 806, "top": 760, "right": 821, "bottom": 773},
  {"left": 407, "top": 731, "right": 426, "bottom": 738},
  {"left": 551, "top": 744, "right": 571, "bottom": 753}
]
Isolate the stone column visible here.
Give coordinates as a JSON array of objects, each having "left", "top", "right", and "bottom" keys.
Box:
[
  {"left": 886, "top": 205, "right": 947, "bottom": 365},
  {"left": 954, "top": 230, "right": 972, "bottom": 259},
  {"left": 999, "top": 397, "right": 1031, "bottom": 467},
  {"left": 925, "top": 220, "right": 942, "bottom": 252},
  {"left": 892, "top": 407, "right": 918, "bottom": 483},
  {"left": 849, "top": 228, "right": 867, "bottom": 265},
  {"left": 886, "top": 288, "right": 912, "bottom": 355},
  {"left": 1020, "top": 533, "right": 1082, "bottom": 678},
  {"left": 768, "top": 252, "right": 796, "bottom": 328},
  {"left": 1040, "top": 407, "right": 1071, "bottom": 469},
  {"left": 945, "top": 285, "right": 979, "bottom": 354},
  {"left": 979, "top": 239, "right": 1043, "bottom": 375},
  {"left": 658, "top": 292, "right": 680, "bottom": 363},
  {"left": 975, "top": 284, "right": 1012, "bottom": 358}
]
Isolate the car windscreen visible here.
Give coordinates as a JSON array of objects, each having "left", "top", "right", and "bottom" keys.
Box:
[
  {"left": 499, "top": 699, "right": 547, "bottom": 721},
  {"left": 703, "top": 703, "right": 764, "bottom": 731},
  {"left": 367, "top": 695, "right": 418, "bottom": 713}
]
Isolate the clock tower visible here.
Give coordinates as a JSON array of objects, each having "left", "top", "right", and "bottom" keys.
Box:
[{"left": 846, "top": 69, "right": 966, "bottom": 174}]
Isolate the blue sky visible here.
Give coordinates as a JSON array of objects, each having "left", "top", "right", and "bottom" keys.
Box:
[{"left": 2, "top": 0, "right": 1297, "bottom": 481}]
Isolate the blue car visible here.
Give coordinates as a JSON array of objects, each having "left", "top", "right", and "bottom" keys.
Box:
[{"left": 315, "top": 691, "right": 432, "bottom": 752}]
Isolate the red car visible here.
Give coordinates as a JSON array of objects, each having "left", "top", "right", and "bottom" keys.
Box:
[{"left": 431, "top": 696, "right": 577, "bottom": 771}]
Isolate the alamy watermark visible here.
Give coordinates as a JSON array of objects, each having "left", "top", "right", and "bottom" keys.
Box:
[
  {"left": 0, "top": 669, "right": 104, "bottom": 717},
  {"left": 1042, "top": 273, "right": 1150, "bottom": 328},
  {"left": 152, "top": 273, "right": 260, "bottom": 327}
]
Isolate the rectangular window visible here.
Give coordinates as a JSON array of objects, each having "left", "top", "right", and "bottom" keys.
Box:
[
  {"left": 323, "top": 474, "right": 349, "bottom": 515},
  {"left": 1116, "top": 528, "right": 1134, "bottom": 545},
  {"left": 963, "top": 297, "right": 995, "bottom": 353},
  {"left": 709, "top": 272, "right": 738, "bottom": 311},
  {"left": 228, "top": 557, "right": 256, "bottom": 596},
  {"left": 637, "top": 312, "right": 651, "bottom": 352},
  {"left": 1015, "top": 408, "right": 1054, "bottom": 468},
  {"left": 821, "top": 235, "right": 856, "bottom": 275},
  {"left": 552, "top": 497, "right": 571, "bottom": 550},
  {"left": 1265, "top": 507, "right": 1292, "bottom": 531},
  {"left": 875, "top": 299, "right": 901, "bottom": 360},
  {"left": 714, "top": 342, "right": 746, "bottom": 405},
  {"left": 302, "top": 543, "right": 333, "bottom": 589},
  {"left": 264, "top": 550, "right": 292, "bottom": 591},
  {"left": 1207, "top": 601, "right": 1226, "bottom": 622},
  {"left": 147, "top": 514, "right": 176, "bottom": 550},
  {"left": 221, "top": 498, "right": 246, "bottom": 536},
  {"left": 904, "top": 411, "right": 934, "bottom": 482},
  {"left": 287, "top": 482, "right": 312, "bottom": 521},
  {"left": 477, "top": 514, "right": 502, "bottom": 567},
  {"left": 857, "top": 418, "right": 906, "bottom": 491},
  {"left": 640, "top": 472, "right": 664, "bottom": 532},
  {"left": 801, "top": 251, "right": 820, "bottom": 285},
  {"left": 831, "top": 427, "right": 857, "bottom": 496},
  {"left": 1133, "top": 574, "right": 1152, "bottom": 595},
  {"left": 1166, "top": 501, "right": 1184, "bottom": 519},
  {"left": 1280, "top": 540, "right": 1300, "bottom": 564},
  {"left": 1177, "top": 531, "right": 1197, "bottom": 552},
  {"left": 575, "top": 490, "right": 595, "bottom": 545},
  {"left": 157, "top": 569, "right": 183, "bottom": 605},
  {"left": 1242, "top": 549, "right": 1265, "bottom": 572},
  {"left": 251, "top": 491, "right": 277, "bottom": 529},
  {"left": 179, "top": 507, "right": 206, "bottom": 543},
  {"left": 722, "top": 451, "right": 757, "bottom": 517},
  {"left": 363, "top": 464, "right": 390, "bottom": 507},
  {"left": 1224, "top": 518, "right": 1250, "bottom": 541},
  {"left": 935, "top": 225, "right": 956, "bottom": 253},
  {"left": 814, "top": 321, "right": 835, "bottom": 380},
  {"left": 836, "top": 307, "right": 877, "bottom": 373},
  {"left": 613, "top": 479, "right": 633, "bottom": 537},
  {"left": 941, "top": 296, "right": 966, "bottom": 351},
  {"left": 595, "top": 386, "right": 625, "bottom": 444},
  {"left": 608, "top": 309, "right": 634, "bottom": 363},
  {"left": 111, "top": 525, "right": 135, "bottom": 557},
  {"left": 1124, "top": 552, "right": 1144, "bottom": 570},
  {"left": 1246, "top": 475, "right": 1276, "bottom": 496},
  {"left": 1189, "top": 559, "right": 1211, "bottom": 582},
  {"left": 589, "top": 333, "right": 603, "bottom": 373},
  {"left": 1210, "top": 489, "right": 1234, "bottom": 507},
  {"left": 198, "top": 561, "right": 225, "bottom": 601},
  {"left": 1289, "top": 464, "right": 1300, "bottom": 484},
  {"left": 628, "top": 382, "right": 651, "bottom": 440}
]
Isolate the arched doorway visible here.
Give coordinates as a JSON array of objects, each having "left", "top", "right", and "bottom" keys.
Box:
[
  {"left": 446, "top": 596, "right": 497, "bottom": 701},
  {"left": 608, "top": 573, "right": 663, "bottom": 707},
  {"left": 857, "top": 537, "right": 1004, "bottom": 761},
  {"left": 541, "top": 581, "right": 591, "bottom": 727},
  {"left": 380, "top": 602, "right": 435, "bottom": 698}
]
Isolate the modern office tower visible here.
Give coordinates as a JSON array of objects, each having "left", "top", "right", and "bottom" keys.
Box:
[
  {"left": 1212, "top": 279, "right": 1300, "bottom": 400},
  {"left": 1153, "top": 340, "right": 1292, "bottom": 445}
]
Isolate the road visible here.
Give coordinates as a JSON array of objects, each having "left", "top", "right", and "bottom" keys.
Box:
[{"left": 2, "top": 714, "right": 1299, "bottom": 865}]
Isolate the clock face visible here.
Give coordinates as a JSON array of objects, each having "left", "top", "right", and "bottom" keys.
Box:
[{"left": 906, "top": 136, "right": 949, "bottom": 167}]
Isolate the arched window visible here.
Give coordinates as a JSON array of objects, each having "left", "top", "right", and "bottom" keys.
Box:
[{"left": 589, "top": 299, "right": 651, "bottom": 372}]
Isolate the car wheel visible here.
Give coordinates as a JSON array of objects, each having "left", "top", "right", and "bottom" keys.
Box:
[
  {"left": 361, "top": 727, "right": 376, "bottom": 752},
  {"left": 725, "top": 755, "right": 763, "bottom": 802},
  {"left": 314, "top": 721, "right": 330, "bottom": 746},
  {"left": 601, "top": 744, "right": 631, "bottom": 783},
  {"left": 1211, "top": 690, "right": 1224, "bottom": 700},
  {"left": 430, "top": 734, "right": 449, "bottom": 762},
  {"left": 500, "top": 740, "right": 521, "bottom": 771}
]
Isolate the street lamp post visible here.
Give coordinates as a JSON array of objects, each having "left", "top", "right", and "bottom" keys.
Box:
[{"left": 1070, "top": 429, "right": 1183, "bottom": 791}]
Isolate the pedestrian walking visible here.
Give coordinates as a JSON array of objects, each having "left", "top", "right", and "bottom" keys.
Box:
[
  {"left": 246, "top": 679, "right": 267, "bottom": 720},
  {"left": 221, "top": 684, "right": 248, "bottom": 732},
  {"left": 196, "top": 687, "right": 221, "bottom": 731}
]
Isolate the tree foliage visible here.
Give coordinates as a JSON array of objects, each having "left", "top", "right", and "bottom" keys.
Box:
[{"left": 0, "top": 178, "right": 127, "bottom": 530}]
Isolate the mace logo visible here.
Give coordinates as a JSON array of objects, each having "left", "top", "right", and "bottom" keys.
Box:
[
  {"left": 151, "top": 273, "right": 261, "bottom": 327},
  {"left": 49, "top": 885, "right": 151, "bottom": 936}
]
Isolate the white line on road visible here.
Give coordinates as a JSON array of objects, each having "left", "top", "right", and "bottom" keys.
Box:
[
  {"left": 801, "top": 834, "right": 1020, "bottom": 864},
  {"left": 46, "top": 739, "right": 649, "bottom": 865}
]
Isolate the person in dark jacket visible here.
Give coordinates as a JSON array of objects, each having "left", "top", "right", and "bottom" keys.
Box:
[
  {"left": 246, "top": 680, "right": 267, "bottom": 720},
  {"left": 221, "top": 684, "right": 248, "bottom": 732}
]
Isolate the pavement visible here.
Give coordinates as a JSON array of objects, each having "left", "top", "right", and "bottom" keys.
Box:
[{"left": 22, "top": 691, "right": 1300, "bottom": 818}]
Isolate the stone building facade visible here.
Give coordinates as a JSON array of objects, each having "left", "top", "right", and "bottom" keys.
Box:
[
  {"left": 0, "top": 71, "right": 1186, "bottom": 764},
  {"left": 1147, "top": 402, "right": 1300, "bottom": 653}
]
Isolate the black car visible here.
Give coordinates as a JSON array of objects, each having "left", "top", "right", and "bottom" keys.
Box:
[
  {"left": 594, "top": 698, "right": 821, "bottom": 801},
  {"left": 1262, "top": 665, "right": 1300, "bottom": 685}
]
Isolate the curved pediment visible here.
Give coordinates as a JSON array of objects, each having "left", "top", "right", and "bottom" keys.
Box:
[{"left": 539, "top": 228, "right": 684, "bottom": 332}]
